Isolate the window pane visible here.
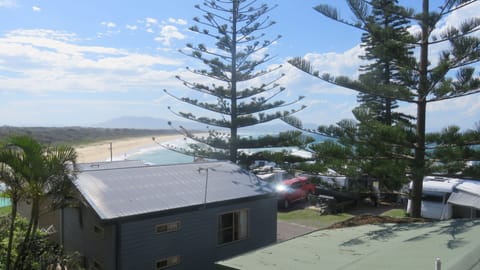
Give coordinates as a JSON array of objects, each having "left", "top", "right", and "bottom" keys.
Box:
[
  {"left": 237, "top": 210, "right": 248, "bottom": 239},
  {"left": 222, "top": 228, "right": 233, "bottom": 244},
  {"left": 221, "top": 213, "right": 233, "bottom": 228}
]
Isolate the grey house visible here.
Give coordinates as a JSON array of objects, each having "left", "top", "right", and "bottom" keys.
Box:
[{"left": 60, "top": 161, "right": 277, "bottom": 270}]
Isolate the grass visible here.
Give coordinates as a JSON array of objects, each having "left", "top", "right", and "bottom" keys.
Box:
[
  {"left": 278, "top": 208, "right": 353, "bottom": 229},
  {"left": 380, "top": 208, "right": 407, "bottom": 218},
  {"left": 0, "top": 205, "right": 11, "bottom": 216}
]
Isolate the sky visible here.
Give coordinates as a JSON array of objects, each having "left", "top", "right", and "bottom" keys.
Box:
[{"left": 0, "top": 0, "right": 479, "bottom": 131}]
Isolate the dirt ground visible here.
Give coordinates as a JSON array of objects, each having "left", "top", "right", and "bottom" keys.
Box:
[
  {"left": 327, "top": 214, "right": 429, "bottom": 229},
  {"left": 331, "top": 201, "right": 429, "bottom": 229}
]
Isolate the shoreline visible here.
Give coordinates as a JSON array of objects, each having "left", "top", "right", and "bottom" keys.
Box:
[{"left": 74, "top": 134, "right": 184, "bottom": 163}]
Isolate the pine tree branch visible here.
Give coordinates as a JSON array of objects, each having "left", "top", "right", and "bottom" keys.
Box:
[
  {"left": 438, "top": 0, "right": 478, "bottom": 17},
  {"left": 427, "top": 88, "right": 480, "bottom": 102},
  {"left": 238, "top": 65, "right": 283, "bottom": 81},
  {"left": 314, "top": 4, "right": 367, "bottom": 31},
  {"left": 236, "top": 73, "right": 284, "bottom": 99},
  {"left": 238, "top": 96, "right": 305, "bottom": 116},
  {"left": 280, "top": 115, "right": 338, "bottom": 139},
  {"left": 168, "top": 107, "right": 231, "bottom": 128},
  {"left": 289, "top": 57, "right": 417, "bottom": 103},
  {"left": 164, "top": 90, "right": 229, "bottom": 115},
  {"left": 237, "top": 106, "right": 307, "bottom": 128},
  {"left": 182, "top": 44, "right": 231, "bottom": 61},
  {"left": 185, "top": 66, "right": 230, "bottom": 82},
  {"left": 428, "top": 25, "right": 480, "bottom": 45}
]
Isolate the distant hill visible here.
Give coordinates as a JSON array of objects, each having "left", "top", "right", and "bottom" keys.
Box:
[
  {"left": 94, "top": 116, "right": 320, "bottom": 134},
  {"left": 93, "top": 116, "right": 206, "bottom": 130},
  {"left": 0, "top": 126, "right": 177, "bottom": 146}
]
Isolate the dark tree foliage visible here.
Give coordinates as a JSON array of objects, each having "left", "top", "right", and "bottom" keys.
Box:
[
  {"left": 165, "top": 0, "right": 306, "bottom": 163},
  {"left": 426, "top": 124, "right": 480, "bottom": 178},
  {"left": 288, "top": 0, "right": 480, "bottom": 217},
  {"left": 0, "top": 136, "right": 78, "bottom": 270},
  {"left": 357, "top": 0, "right": 416, "bottom": 126}
]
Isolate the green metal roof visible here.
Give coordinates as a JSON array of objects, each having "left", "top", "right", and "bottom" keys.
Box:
[{"left": 216, "top": 219, "right": 480, "bottom": 270}]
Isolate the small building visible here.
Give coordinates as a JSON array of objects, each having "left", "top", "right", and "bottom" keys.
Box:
[
  {"left": 216, "top": 219, "right": 480, "bottom": 270},
  {"left": 406, "top": 176, "right": 480, "bottom": 220},
  {"left": 56, "top": 161, "right": 277, "bottom": 270}
]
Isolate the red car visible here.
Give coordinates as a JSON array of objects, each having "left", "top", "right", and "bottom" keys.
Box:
[{"left": 275, "top": 176, "right": 316, "bottom": 209}]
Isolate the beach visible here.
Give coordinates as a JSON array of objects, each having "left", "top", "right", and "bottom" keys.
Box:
[{"left": 75, "top": 134, "right": 184, "bottom": 163}]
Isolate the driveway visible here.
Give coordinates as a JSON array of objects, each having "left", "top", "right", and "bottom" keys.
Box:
[{"left": 277, "top": 220, "right": 317, "bottom": 242}]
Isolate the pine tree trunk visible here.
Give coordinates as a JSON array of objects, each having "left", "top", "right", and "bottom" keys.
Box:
[
  {"left": 411, "top": 0, "right": 429, "bottom": 218},
  {"left": 229, "top": 0, "right": 239, "bottom": 163}
]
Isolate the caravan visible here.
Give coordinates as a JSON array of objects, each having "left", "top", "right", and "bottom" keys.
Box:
[{"left": 407, "top": 176, "right": 480, "bottom": 220}]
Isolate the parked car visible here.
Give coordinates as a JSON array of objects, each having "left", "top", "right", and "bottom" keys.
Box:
[{"left": 275, "top": 176, "right": 316, "bottom": 209}]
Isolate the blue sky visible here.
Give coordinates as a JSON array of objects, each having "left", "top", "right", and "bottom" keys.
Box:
[{"left": 0, "top": 0, "right": 479, "bottom": 131}]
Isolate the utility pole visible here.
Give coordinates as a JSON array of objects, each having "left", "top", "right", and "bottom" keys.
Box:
[
  {"left": 109, "top": 142, "right": 113, "bottom": 162},
  {"left": 198, "top": 167, "right": 210, "bottom": 208}
]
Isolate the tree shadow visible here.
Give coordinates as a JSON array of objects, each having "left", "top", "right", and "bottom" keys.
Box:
[
  {"left": 338, "top": 219, "right": 480, "bottom": 249},
  {"left": 340, "top": 222, "right": 432, "bottom": 247}
]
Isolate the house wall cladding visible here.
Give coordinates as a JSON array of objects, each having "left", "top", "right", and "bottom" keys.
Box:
[
  {"left": 63, "top": 205, "right": 117, "bottom": 269},
  {"left": 119, "top": 196, "right": 277, "bottom": 270}
]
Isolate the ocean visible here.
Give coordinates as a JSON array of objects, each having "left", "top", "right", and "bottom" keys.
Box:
[{"left": 126, "top": 133, "right": 328, "bottom": 165}]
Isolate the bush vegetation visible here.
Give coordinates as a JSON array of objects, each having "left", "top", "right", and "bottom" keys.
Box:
[{"left": 0, "top": 126, "right": 178, "bottom": 146}]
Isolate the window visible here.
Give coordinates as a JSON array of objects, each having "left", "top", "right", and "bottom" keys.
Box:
[
  {"left": 217, "top": 209, "right": 248, "bottom": 245},
  {"left": 155, "top": 221, "right": 181, "bottom": 234},
  {"left": 155, "top": 255, "right": 181, "bottom": 269},
  {"left": 422, "top": 194, "right": 443, "bottom": 203}
]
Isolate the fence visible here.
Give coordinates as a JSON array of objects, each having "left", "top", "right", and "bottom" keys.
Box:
[{"left": 0, "top": 197, "right": 11, "bottom": 208}]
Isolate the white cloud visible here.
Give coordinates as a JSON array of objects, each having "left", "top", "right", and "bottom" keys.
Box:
[
  {"left": 125, "top": 24, "right": 138, "bottom": 31},
  {"left": 101, "top": 21, "right": 116, "bottom": 28},
  {"left": 0, "top": 29, "right": 184, "bottom": 94},
  {"left": 168, "top": 18, "right": 187, "bottom": 25},
  {"left": 0, "top": 0, "right": 16, "bottom": 7},
  {"left": 302, "top": 45, "right": 366, "bottom": 78},
  {"left": 32, "top": 5, "right": 41, "bottom": 12},
  {"left": 145, "top": 17, "right": 158, "bottom": 26},
  {"left": 154, "top": 25, "right": 186, "bottom": 46}
]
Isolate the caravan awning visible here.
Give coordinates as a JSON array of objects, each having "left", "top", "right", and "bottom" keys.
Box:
[{"left": 448, "top": 191, "right": 480, "bottom": 210}]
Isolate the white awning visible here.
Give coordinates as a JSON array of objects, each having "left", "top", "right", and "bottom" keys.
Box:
[{"left": 448, "top": 191, "right": 480, "bottom": 209}]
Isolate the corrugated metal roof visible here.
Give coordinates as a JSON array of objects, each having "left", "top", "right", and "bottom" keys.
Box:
[
  {"left": 73, "top": 161, "right": 273, "bottom": 221},
  {"left": 76, "top": 160, "right": 146, "bottom": 171}
]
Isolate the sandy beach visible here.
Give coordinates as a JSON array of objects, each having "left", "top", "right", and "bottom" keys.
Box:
[{"left": 75, "top": 134, "right": 184, "bottom": 163}]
